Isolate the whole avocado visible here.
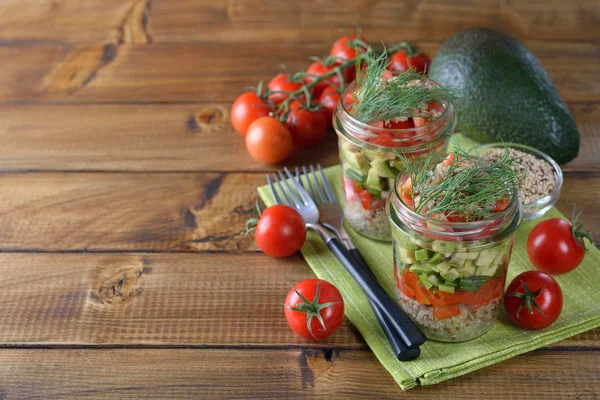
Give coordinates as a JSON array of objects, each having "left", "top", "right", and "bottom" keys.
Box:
[{"left": 429, "top": 28, "right": 579, "bottom": 164}]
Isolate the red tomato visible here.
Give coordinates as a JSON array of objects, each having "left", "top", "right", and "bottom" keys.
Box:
[
  {"left": 268, "top": 73, "right": 303, "bottom": 104},
  {"left": 305, "top": 61, "right": 352, "bottom": 97},
  {"left": 387, "top": 50, "right": 431, "bottom": 73},
  {"left": 284, "top": 279, "right": 344, "bottom": 340},
  {"left": 330, "top": 34, "right": 368, "bottom": 61},
  {"left": 318, "top": 86, "right": 340, "bottom": 128},
  {"left": 385, "top": 119, "right": 415, "bottom": 130},
  {"left": 285, "top": 100, "right": 328, "bottom": 147},
  {"left": 503, "top": 271, "right": 563, "bottom": 330},
  {"left": 527, "top": 218, "right": 591, "bottom": 275},
  {"left": 254, "top": 205, "right": 306, "bottom": 257},
  {"left": 245, "top": 117, "right": 293, "bottom": 164},
  {"left": 230, "top": 92, "right": 272, "bottom": 135}
]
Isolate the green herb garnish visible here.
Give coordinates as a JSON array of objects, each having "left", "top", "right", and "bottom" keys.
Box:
[
  {"left": 351, "top": 50, "right": 457, "bottom": 123},
  {"left": 400, "top": 145, "right": 523, "bottom": 221}
]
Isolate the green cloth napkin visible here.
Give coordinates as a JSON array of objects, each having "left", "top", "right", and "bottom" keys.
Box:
[{"left": 256, "top": 137, "right": 600, "bottom": 390}]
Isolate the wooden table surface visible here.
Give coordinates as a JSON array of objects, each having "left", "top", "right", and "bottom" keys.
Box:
[{"left": 1, "top": 1, "right": 599, "bottom": 398}]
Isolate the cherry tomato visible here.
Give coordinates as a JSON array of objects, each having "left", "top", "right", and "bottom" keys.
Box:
[
  {"left": 230, "top": 92, "right": 272, "bottom": 135},
  {"left": 387, "top": 50, "right": 431, "bottom": 74},
  {"left": 527, "top": 218, "right": 592, "bottom": 275},
  {"left": 504, "top": 271, "right": 563, "bottom": 330},
  {"left": 318, "top": 86, "right": 340, "bottom": 128},
  {"left": 330, "top": 34, "right": 368, "bottom": 61},
  {"left": 268, "top": 73, "right": 303, "bottom": 105},
  {"left": 245, "top": 117, "right": 293, "bottom": 164},
  {"left": 285, "top": 100, "right": 328, "bottom": 147},
  {"left": 284, "top": 278, "right": 344, "bottom": 340},
  {"left": 305, "top": 61, "right": 351, "bottom": 97},
  {"left": 255, "top": 205, "right": 306, "bottom": 257}
]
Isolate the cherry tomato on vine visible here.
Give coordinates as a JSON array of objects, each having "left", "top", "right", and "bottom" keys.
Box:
[
  {"left": 268, "top": 73, "right": 303, "bottom": 105},
  {"left": 527, "top": 217, "right": 593, "bottom": 275},
  {"left": 254, "top": 205, "right": 306, "bottom": 257},
  {"left": 284, "top": 278, "right": 344, "bottom": 340},
  {"left": 230, "top": 92, "right": 272, "bottom": 135},
  {"left": 285, "top": 100, "right": 328, "bottom": 147},
  {"left": 305, "top": 61, "right": 351, "bottom": 97},
  {"left": 318, "top": 86, "right": 340, "bottom": 128},
  {"left": 503, "top": 271, "right": 563, "bottom": 330},
  {"left": 245, "top": 117, "right": 293, "bottom": 164},
  {"left": 387, "top": 50, "right": 431, "bottom": 74},
  {"left": 330, "top": 34, "right": 368, "bottom": 61}
]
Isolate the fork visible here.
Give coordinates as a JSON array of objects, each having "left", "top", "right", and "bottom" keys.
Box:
[
  {"left": 297, "top": 165, "right": 421, "bottom": 361},
  {"left": 268, "top": 169, "right": 426, "bottom": 350}
]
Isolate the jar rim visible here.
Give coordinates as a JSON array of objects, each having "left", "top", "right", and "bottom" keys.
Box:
[
  {"left": 388, "top": 172, "right": 523, "bottom": 242},
  {"left": 335, "top": 80, "right": 455, "bottom": 151}
]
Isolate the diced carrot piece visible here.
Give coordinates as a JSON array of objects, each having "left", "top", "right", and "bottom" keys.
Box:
[
  {"left": 442, "top": 153, "right": 455, "bottom": 166},
  {"left": 433, "top": 304, "right": 461, "bottom": 320},
  {"left": 403, "top": 270, "right": 431, "bottom": 305}
]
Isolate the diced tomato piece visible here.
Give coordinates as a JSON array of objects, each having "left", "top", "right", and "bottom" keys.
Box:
[
  {"left": 395, "top": 266, "right": 415, "bottom": 299},
  {"left": 427, "top": 102, "right": 445, "bottom": 114},
  {"left": 494, "top": 198, "right": 511, "bottom": 213},
  {"left": 444, "top": 210, "right": 468, "bottom": 223},
  {"left": 359, "top": 190, "right": 373, "bottom": 210},
  {"left": 386, "top": 119, "right": 415, "bottom": 130},
  {"left": 381, "top": 70, "right": 393, "bottom": 80},
  {"left": 433, "top": 304, "right": 461, "bottom": 320},
  {"left": 369, "top": 132, "right": 395, "bottom": 147}
]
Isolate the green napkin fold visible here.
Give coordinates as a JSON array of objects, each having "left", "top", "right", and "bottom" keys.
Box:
[{"left": 256, "top": 137, "right": 600, "bottom": 390}]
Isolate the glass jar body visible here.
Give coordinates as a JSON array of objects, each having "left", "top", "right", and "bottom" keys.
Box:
[
  {"left": 334, "top": 82, "right": 455, "bottom": 242},
  {"left": 388, "top": 176, "right": 522, "bottom": 342}
]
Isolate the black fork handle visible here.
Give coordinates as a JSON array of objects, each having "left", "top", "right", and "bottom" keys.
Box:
[
  {"left": 348, "top": 248, "right": 420, "bottom": 361},
  {"left": 325, "top": 236, "right": 426, "bottom": 349}
]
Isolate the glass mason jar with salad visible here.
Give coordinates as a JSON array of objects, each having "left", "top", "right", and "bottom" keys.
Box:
[
  {"left": 388, "top": 150, "right": 523, "bottom": 342},
  {"left": 333, "top": 58, "right": 456, "bottom": 242}
]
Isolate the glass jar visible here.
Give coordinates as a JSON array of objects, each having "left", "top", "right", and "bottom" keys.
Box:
[
  {"left": 388, "top": 174, "right": 523, "bottom": 342},
  {"left": 334, "top": 81, "right": 455, "bottom": 242}
]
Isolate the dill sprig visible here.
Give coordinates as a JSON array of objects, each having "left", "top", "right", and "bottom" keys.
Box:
[
  {"left": 351, "top": 50, "right": 457, "bottom": 124},
  {"left": 400, "top": 145, "right": 523, "bottom": 221}
]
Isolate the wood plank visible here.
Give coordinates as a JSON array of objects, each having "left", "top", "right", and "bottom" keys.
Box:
[
  {"left": 1, "top": 41, "right": 599, "bottom": 103},
  {"left": 0, "top": 172, "right": 598, "bottom": 253},
  {"left": 2, "top": 0, "right": 599, "bottom": 43},
  {"left": 0, "top": 349, "right": 598, "bottom": 398},
  {"left": 0, "top": 102, "right": 597, "bottom": 172},
  {"left": 0, "top": 0, "right": 145, "bottom": 44},
  {"left": 0, "top": 252, "right": 595, "bottom": 348}
]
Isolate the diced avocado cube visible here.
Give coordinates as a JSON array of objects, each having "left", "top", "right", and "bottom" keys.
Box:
[
  {"left": 456, "top": 259, "right": 477, "bottom": 277},
  {"left": 475, "top": 247, "right": 500, "bottom": 267},
  {"left": 440, "top": 267, "right": 461, "bottom": 282},
  {"left": 340, "top": 140, "right": 360, "bottom": 153},
  {"left": 397, "top": 246, "right": 416, "bottom": 264},
  {"left": 345, "top": 151, "right": 367, "bottom": 172},
  {"left": 387, "top": 178, "right": 397, "bottom": 191},
  {"left": 464, "top": 251, "right": 480, "bottom": 260},
  {"left": 475, "top": 250, "right": 504, "bottom": 277},
  {"left": 366, "top": 168, "right": 385, "bottom": 191},
  {"left": 415, "top": 249, "right": 431, "bottom": 261},
  {"left": 438, "top": 283, "right": 456, "bottom": 294},
  {"left": 370, "top": 159, "right": 398, "bottom": 178},
  {"left": 391, "top": 159, "right": 405, "bottom": 171},
  {"left": 428, "top": 274, "right": 440, "bottom": 287},
  {"left": 449, "top": 252, "right": 468, "bottom": 268},
  {"left": 409, "top": 263, "right": 433, "bottom": 275},
  {"left": 419, "top": 274, "right": 433, "bottom": 290},
  {"left": 436, "top": 261, "right": 451, "bottom": 274},
  {"left": 428, "top": 252, "right": 443, "bottom": 264},
  {"left": 431, "top": 241, "right": 457, "bottom": 257}
]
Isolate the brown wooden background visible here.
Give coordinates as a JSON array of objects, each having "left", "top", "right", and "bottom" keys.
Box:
[{"left": 1, "top": 0, "right": 599, "bottom": 398}]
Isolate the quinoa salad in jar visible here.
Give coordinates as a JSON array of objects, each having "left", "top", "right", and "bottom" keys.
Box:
[
  {"left": 388, "top": 149, "right": 523, "bottom": 342},
  {"left": 334, "top": 55, "right": 456, "bottom": 241}
]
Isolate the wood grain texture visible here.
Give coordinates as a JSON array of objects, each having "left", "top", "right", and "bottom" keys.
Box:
[
  {"left": 1, "top": 41, "right": 599, "bottom": 103},
  {"left": 0, "top": 103, "right": 597, "bottom": 172},
  {"left": 2, "top": 0, "right": 600, "bottom": 43},
  {"left": 0, "top": 252, "right": 595, "bottom": 348},
  {"left": 0, "top": 349, "right": 598, "bottom": 399},
  {"left": 0, "top": 104, "right": 339, "bottom": 172},
  {"left": 0, "top": 172, "right": 598, "bottom": 252}
]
